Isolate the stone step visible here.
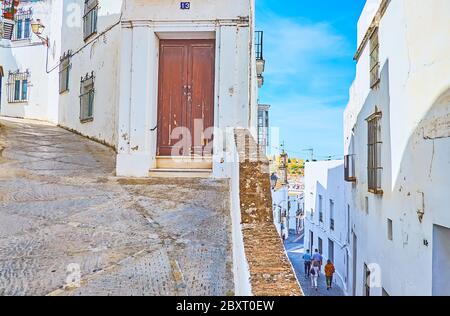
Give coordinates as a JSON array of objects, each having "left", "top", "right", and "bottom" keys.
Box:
[{"left": 148, "top": 169, "right": 212, "bottom": 178}]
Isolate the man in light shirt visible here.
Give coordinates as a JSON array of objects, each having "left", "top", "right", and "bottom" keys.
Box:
[{"left": 312, "top": 249, "right": 323, "bottom": 276}]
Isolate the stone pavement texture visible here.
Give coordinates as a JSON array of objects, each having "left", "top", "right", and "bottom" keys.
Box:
[
  {"left": 0, "top": 118, "right": 233, "bottom": 296},
  {"left": 285, "top": 234, "right": 344, "bottom": 296}
]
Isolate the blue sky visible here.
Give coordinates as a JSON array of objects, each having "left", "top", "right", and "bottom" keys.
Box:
[{"left": 256, "top": 0, "right": 366, "bottom": 160}]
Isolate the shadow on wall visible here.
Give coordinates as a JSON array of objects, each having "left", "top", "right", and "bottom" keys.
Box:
[{"left": 393, "top": 86, "right": 450, "bottom": 219}]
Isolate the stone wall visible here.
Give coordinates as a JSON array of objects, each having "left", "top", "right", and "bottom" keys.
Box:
[{"left": 234, "top": 129, "right": 303, "bottom": 296}]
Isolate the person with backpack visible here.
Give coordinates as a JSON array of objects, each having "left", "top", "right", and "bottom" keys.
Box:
[
  {"left": 325, "top": 260, "right": 336, "bottom": 290},
  {"left": 312, "top": 249, "right": 323, "bottom": 277}
]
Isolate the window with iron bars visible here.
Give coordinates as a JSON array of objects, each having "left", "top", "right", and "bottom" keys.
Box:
[
  {"left": 7, "top": 70, "right": 29, "bottom": 103},
  {"left": 319, "top": 194, "right": 323, "bottom": 223},
  {"left": 12, "top": 8, "right": 32, "bottom": 41},
  {"left": 330, "top": 199, "right": 335, "bottom": 231},
  {"left": 83, "top": 0, "right": 98, "bottom": 40},
  {"left": 369, "top": 28, "right": 380, "bottom": 89},
  {"left": 59, "top": 52, "right": 71, "bottom": 94},
  {"left": 367, "top": 110, "right": 383, "bottom": 194},
  {"left": 79, "top": 72, "right": 95, "bottom": 122}
]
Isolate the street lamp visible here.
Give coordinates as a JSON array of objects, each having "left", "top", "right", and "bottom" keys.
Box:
[{"left": 31, "top": 19, "right": 49, "bottom": 46}]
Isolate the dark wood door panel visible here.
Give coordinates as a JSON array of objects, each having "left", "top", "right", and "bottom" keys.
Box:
[
  {"left": 157, "top": 41, "right": 188, "bottom": 156},
  {"left": 189, "top": 42, "right": 215, "bottom": 156}
]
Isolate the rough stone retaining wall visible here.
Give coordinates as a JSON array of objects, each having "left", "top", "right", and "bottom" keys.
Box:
[{"left": 234, "top": 129, "right": 303, "bottom": 296}]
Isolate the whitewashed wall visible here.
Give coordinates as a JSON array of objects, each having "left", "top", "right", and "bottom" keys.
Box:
[
  {"left": 57, "top": 0, "right": 123, "bottom": 148},
  {"left": 344, "top": 0, "right": 450, "bottom": 296}
]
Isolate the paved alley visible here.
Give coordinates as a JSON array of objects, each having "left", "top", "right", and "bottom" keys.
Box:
[
  {"left": 285, "top": 234, "right": 344, "bottom": 297},
  {"left": 0, "top": 117, "right": 234, "bottom": 296}
]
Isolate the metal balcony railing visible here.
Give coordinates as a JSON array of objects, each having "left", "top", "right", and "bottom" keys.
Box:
[
  {"left": 255, "top": 31, "right": 264, "bottom": 60},
  {"left": 344, "top": 154, "right": 356, "bottom": 182}
]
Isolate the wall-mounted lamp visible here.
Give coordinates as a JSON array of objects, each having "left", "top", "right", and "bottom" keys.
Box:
[{"left": 31, "top": 19, "right": 48, "bottom": 46}]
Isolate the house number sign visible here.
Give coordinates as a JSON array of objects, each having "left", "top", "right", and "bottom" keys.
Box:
[{"left": 180, "top": 2, "right": 191, "bottom": 10}]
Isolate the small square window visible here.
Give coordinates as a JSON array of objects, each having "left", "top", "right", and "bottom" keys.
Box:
[{"left": 8, "top": 70, "right": 30, "bottom": 103}]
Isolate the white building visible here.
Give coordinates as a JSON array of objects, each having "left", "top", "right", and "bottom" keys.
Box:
[
  {"left": 288, "top": 192, "right": 304, "bottom": 236},
  {"left": 1, "top": 0, "right": 264, "bottom": 178},
  {"left": 0, "top": 0, "right": 62, "bottom": 123},
  {"left": 304, "top": 160, "right": 350, "bottom": 295},
  {"left": 272, "top": 184, "right": 288, "bottom": 238},
  {"left": 344, "top": 0, "right": 450, "bottom": 296}
]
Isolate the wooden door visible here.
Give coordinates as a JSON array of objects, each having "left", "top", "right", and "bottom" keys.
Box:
[{"left": 157, "top": 39, "right": 215, "bottom": 157}]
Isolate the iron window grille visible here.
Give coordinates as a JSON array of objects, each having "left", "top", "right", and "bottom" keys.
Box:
[
  {"left": 367, "top": 110, "right": 383, "bottom": 194},
  {"left": 12, "top": 8, "right": 32, "bottom": 41},
  {"left": 59, "top": 51, "right": 72, "bottom": 94},
  {"left": 7, "top": 70, "right": 30, "bottom": 103},
  {"left": 369, "top": 28, "right": 380, "bottom": 89},
  {"left": 83, "top": 0, "right": 98, "bottom": 40},
  {"left": 79, "top": 72, "right": 95, "bottom": 122}
]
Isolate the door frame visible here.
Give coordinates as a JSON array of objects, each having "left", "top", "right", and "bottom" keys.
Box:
[
  {"left": 156, "top": 38, "right": 216, "bottom": 159},
  {"left": 153, "top": 30, "right": 219, "bottom": 169}
]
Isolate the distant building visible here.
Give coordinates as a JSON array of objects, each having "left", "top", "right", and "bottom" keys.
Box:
[
  {"left": 304, "top": 160, "right": 350, "bottom": 295},
  {"left": 288, "top": 192, "right": 304, "bottom": 236}
]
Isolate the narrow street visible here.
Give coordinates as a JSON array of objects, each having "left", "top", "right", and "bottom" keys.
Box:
[
  {"left": 285, "top": 234, "right": 344, "bottom": 297},
  {"left": 0, "top": 117, "right": 234, "bottom": 296}
]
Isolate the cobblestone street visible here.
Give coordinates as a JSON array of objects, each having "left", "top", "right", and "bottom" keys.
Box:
[
  {"left": 0, "top": 118, "right": 234, "bottom": 296},
  {"left": 285, "top": 234, "right": 344, "bottom": 297}
]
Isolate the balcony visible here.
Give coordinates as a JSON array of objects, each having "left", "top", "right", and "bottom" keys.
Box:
[
  {"left": 255, "top": 31, "right": 265, "bottom": 87},
  {"left": 344, "top": 154, "right": 356, "bottom": 182},
  {"left": 1, "top": 0, "right": 18, "bottom": 40}
]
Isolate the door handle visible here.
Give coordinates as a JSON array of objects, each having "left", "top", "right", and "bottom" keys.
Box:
[{"left": 186, "top": 85, "right": 192, "bottom": 102}]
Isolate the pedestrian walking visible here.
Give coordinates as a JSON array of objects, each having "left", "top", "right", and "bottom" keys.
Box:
[
  {"left": 302, "top": 250, "right": 312, "bottom": 278},
  {"left": 312, "top": 249, "right": 323, "bottom": 276},
  {"left": 310, "top": 265, "right": 319, "bottom": 291},
  {"left": 325, "top": 260, "right": 336, "bottom": 290}
]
